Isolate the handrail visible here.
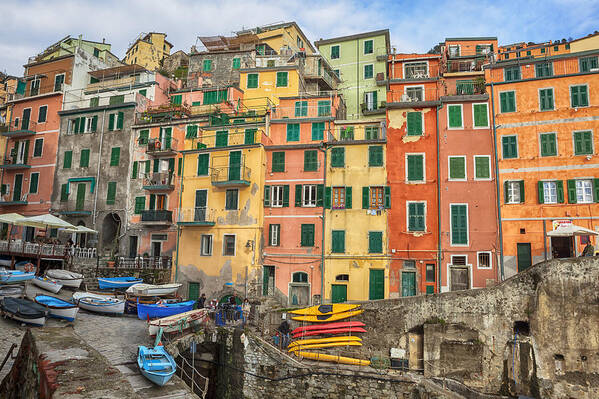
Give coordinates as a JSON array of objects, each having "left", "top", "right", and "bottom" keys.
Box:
[
  {"left": 0, "top": 343, "right": 18, "bottom": 373},
  {"left": 177, "top": 354, "right": 209, "bottom": 399}
]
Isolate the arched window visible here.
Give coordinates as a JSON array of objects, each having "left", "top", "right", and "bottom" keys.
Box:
[
  {"left": 335, "top": 274, "right": 349, "bottom": 281},
  {"left": 292, "top": 272, "right": 308, "bottom": 283}
]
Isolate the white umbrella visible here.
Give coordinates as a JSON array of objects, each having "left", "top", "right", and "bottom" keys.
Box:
[
  {"left": 62, "top": 225, "right": 98, "bottom": 234},
  {"left": 547, "top": 224, "right": 599, "bottom": 237},
  {"left": 17, "top": 214, "right": 75, "bottom": 229},
  {"left": 0, "top": 213, "right": 25, "bottom": 224}
]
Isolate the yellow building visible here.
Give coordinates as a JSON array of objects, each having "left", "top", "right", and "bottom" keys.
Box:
[
  {"left": 124, "top": 32, "right": 173, "bottom": 71},
  {"left": 240, "top": 67, "right": 304, "bottom": 108},
  {"left": 324, "top": 120, "right": 389, "bottom": 302},
  {"left": 570, "top": 32, "right": 599, "bottom": 53},
  {"left": 176, "top": 103, "right": 268, "bottom": 301},
  {"left": 252, "top": 21, "right": 316, "bottom": 55}
]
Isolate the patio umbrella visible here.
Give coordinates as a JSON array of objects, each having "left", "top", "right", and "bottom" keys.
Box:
[
  {"left": 62, "top": 225, "right": 98, "bottom": 234},
  {"left": 547, "top": 224, "right": 599, "bottom": 237},
  {"left": 0, "top": 213, "right": 25, "bottom": 224},
  {"left": 17, "top": 214, "right": 75, "bottom": 229}
]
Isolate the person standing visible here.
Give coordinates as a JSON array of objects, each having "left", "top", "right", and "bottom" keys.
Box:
[
  {"left": 242, "top": 298, "right": 251, "bottom": 325},
  {"left": 197, "top": 293, "right": 206, "bottom": 308}
]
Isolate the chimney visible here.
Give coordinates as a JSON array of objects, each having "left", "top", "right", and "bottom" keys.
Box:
[{"left": 103, "top": 38, "right": 106, "bottom": 44}]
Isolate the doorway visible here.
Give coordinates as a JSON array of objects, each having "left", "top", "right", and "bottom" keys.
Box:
[
  {"left": 401, "top": 271, "right": 416, "bottom": 297},
  {"left": 450, "top": 267, "right": 469, "bottom": 291},
  {"left": 551, "top": 237, "right": 573, "bottom": 259},
  {"left": 228, "top": 151, "right": 241, "bottom": 181},
  {"left": 517, "top": 242, "right": 532, "bottom": 272},
  {"left": 194, "top": 189, "right": 207, "bottom": 221},
  {"left": 289, "top": 272, "right": 310, "bottom": 306},
  {"left": 101, "top": 213, "right": 121, "bottom": 253},
  {"left": 331, "top": 284, "right": 347, "bottom": 303},
  {"left": 262, "top": 266, "right": 275, "bottom": 296},
  {"left": 151, "top": 241, "right": 161, "bottom": 257},
  {"left": 129, "top": 236, "right": 138, "bottom": 258},
  {"left": 369, "top": 269, "right": 384, "bottom": 300}
]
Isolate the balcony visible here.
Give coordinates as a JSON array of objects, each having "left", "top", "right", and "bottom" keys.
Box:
[
  {"left": 333, "top": 124, "right": 386, "bottom": 142},
  {"left": 140, "top": 210, "right": 173, "bottom": 225},
  {"left": 387, "top": 87, "right": 441, "bottom": 109},
  {"left": 56, "top": 202, "right": 92, "bottom": 216},
  {"left": 441, "top": 81, "right": 487, "bottom": 100},
  {"left": 146, "top": 137, "right": 178, "bottom": 156},
  {"left": 143, "top": 172, "right": 175, "bottom": 191},
  {"left": 210, "top": 166, "right": 250, "bottom": 187},
  {"left": 1, "top": 120, "right": 38, "bottom": 137},
  {"left": 188, "top": 129, "right": 263, "bottom": 150},
  {"left": 444, "top": 59, "right": 485, "bottom": 75},
  {"left": 177, "top": 207, "right": 215, "bottom": 226},
  {"left": 389, "top": 63, "right": 441, "bottom": 81},
  {"left": 304, "top": 56, "right": 338, "bottom": 90},
  {"left": 360, "top": 101, "right": 386, "bottom": 116},
  {"left": 0, "top": 191, "right": 28, "bottom": 206},
  {"left": 86, "top": 75, "right": 137, "bottom": 92},
  {"left": 270, "top": 103, "right": 335, "bottom": 120},
  {"left": 1, "top": 158, "right": 30, "bottom": 170},
  {"left": 137, "top": 103, "right": 191, "bottom": 124}
]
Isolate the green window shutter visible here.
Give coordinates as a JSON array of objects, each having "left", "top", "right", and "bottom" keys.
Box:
[
  {"left": 311, "top": 122, "right": 324, "bottom": 141},
  {"left": 215, "top": 130, "right": 228, "bottom": 147},
  {"left": 500, "top": 92, "right": 516, "bottom": 113},
  {"left": 244, "top": 128, "right": 256, "bottom": 144},
  {"left": 345, "top": 186, "right": 352, "bottom": 209},
  {"left": 232, "top": 58, "right": 241, "bottom": 69},
  {"left": 475, "top": 157, "right": 490, "bottom": 179},
  {"left": 63, "top": 151, "right": 72, "bottom": 169},
  {"left": 594, "top": 179, "right": 599, "bottom": 202},
  {"left": 149, "top": 194, "right": 156, "bottom": 210},
  {"left": 301, "top": 224, "right": 314, "bottom": 246},
  {"left": 502, "top": 136, "right": 517, "bottom": 159},
  {"left": 272, "top": 152, "right": 285, "bottom": 172},
  {"left": 304, "top": 150, "right": 317, "bottom": 171},
  {"left": 80, "top": 149, "right": 90, "bottom": 168},
  {"left": 384, "top": 186, "right": 391, "bottom": 209},
  {"left": 364, "top": 40, "right": 373, "bottom": 54},
  {"left": 407, "top": 112, "right": 422, "bottom": 136},
  {"left": 331, "top": 147, "right": 344, "bottom": 167},
  {"left": 110, "top": 147, "right": 120, "bottom": 166},
  {"left": 178, "top": 158, "right": 182, "bottom": 176},
  {"left": 91, "top": 116, "right": 98, "bottom": 132},
  {"left": 574, "top": 131, "right": 593, "bottom": 155},
  {"left": 325, "top": 187, "right": 331, "bottom": 209},
  {"left": 316, "top": 184, "right": 324, "bottom": 207},
  {"left": 317, "top": 101, "right": 331, "bottom": 117},
  {"left": 519, "top": 180, "right": 525, "bottom": 203},
  {"left": 203, "top": 60, "right": 212, "bottom": 71},
  {"left": 286, "top": 124, "right": 299, "bottom": 142},
  {"left": 264, "top": 185, "right": 271, "bottom": 207},
  {"left": 109, "top": 95, "right": 125, "bottom": 105},
  {"left": 106, "top": 182, "right": 117, "bottom": 205},
  {"left": 247, "top": 74, "right": 258, "bottom": 88},
  {"left": 138, "top": 130, "right": 149, "bottom": 145},
  {"left": 407, "top": 155, "right": 424, "bottom": 181},
  {"left": 450, "top": 205, "right": 468, "bottom": 245},
  {"left": 186, "top": 125, "right": 198, "bottom": 139},
  {"left": 473, "top": 104, "right": 488, "bottom": 127},
  {"left": 134, "top": 197, "right": 145, "bottom": 214},
  {"left": 448, "top": 105, "right": 462, "bottom": 128},
  {"left": 537, "top": 181, "right": 545, "bottom": 204},
  {"left": 145, "top": 160, "right": 151, "bottom": 173},
  {"left": 504, "top": 181, "right": 509, "bottom": 204},
  {"left": 197, "top": 153, "right": 209, "bottom": 175},
  {"left": 90, "top": 97, "right": 99, "bottom": 107},
  {"left": 131, "top": 161, "right": 138, "bottom": 179},
  {"left": 368, "top": 232, "right": 382, "bottom": 253},
  {"left": 362, "top": 187, "right": 369, "bottom": 209},
  {"left": 449, "top": 157, "right": 466, "bottom": 179},
  {"left": 282, "top": 185, "right": 290, "bottom": 207},
  {"left": 116, "top": 112, "right": 124, "bottom": 129},
  {"left": 33, "top": 139, "right": 43, "bottom": 157},
  {"left": 408, "top": 203, "right": 425, "bottom": 231},
  {"left": 557, "top": 180, "right": 565, "bottom": 203},
  {"left": 368, "top": 146, "right": 383, "bottom": 167},
  {"left": 139, "top": 89, "right": 146, "bottom": 97},
  {"left": 108, "top": 114, "right": 115, "bottom": 130},
  {"left": 29, "top": 173, "right": 38, "bottom": 193},
  {"left": 295, "top": 184, "right": 303, "bottom": 207},
  {"left": 168, "top": 157, "right": 175, "bottom": 172},
  {"left": 540, "top": 133, "right": 557, "bottom": 157},
  {"left": 540, "top": 89, "right": 554, "bottom": 111},
  {"left": 276, "top": 72, "right": 288, "bottom": 87},
  {"left": 332, "top": 230, "right": 345, "bottom": 253},
  {"left": 60, "top": 183, "right": 68, "bottom": 202},
  {"left": 331, "top": 46, "right": 339, "bottom": 59},
  {"left": 364, "top": 64, "right": 373, "bottom": 79},
  {"left": 172, "top": 95, "right": 182, "bottom": 105},
  {"left": 567, "top": 179, "right": 577, "bottom": 203}
]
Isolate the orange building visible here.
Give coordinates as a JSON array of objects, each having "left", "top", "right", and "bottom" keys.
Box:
[
  {"left": 497, "top": 40, "right": 571, "bottom": 61},
  {"left": 486, "top": 47, "right": 599, "bottom": 276}
]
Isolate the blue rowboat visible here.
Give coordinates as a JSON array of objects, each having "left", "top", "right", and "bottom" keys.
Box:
[
  {"left": 0, "top": 269, "right": 35, "bottom": 284},
  {"left": 137, "top": 345, "right": 176, "bottom": 386},
  {"left": 97, "top": 277, "right": 143, "bottom": 290},
  {"left": 34, "top": 295, "right": 79, "bottom": 322},
  {"left": 137, "top": 300, "right": 195, "bottom": 320}
]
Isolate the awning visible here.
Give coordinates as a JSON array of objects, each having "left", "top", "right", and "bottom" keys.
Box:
[
  {"left": 0, "top": 213, "right": 25, "bottom": 224},
  {"left": 62, "top": 225, "right": 98, "bottom": 234},
  {"left": 547, "top": 224, "right": 599, "bottom": 237},
  {"left": 16, "top": 214, "right": 75, "bottom": 229}
]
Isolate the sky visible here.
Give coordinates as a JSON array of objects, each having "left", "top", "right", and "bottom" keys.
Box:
[{"left": 1, "top": 0, "right": 599, "bottom": 76}]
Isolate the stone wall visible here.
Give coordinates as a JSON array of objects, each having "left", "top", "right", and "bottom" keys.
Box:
[{"left": 71, "top": 257, "right": 171, "bottom": 289}]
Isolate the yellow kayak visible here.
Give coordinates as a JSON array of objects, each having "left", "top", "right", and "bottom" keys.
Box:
[
  {"left": 289, "top": 304, "right": 360, "bottom": 316},
  {"left": 288, "top": 336, "right": 362, "bottom": 348},
  {"left": 291, "top": 309, "right": 363, "bottom": 323},
  {"left": 288, "top": 341, "right": 362, "bottom": 352},
  {"left": 294, "top": 350, "right": 371, "bottom": 366}
]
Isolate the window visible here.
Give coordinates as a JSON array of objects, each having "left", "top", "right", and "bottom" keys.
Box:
[
  {"left": 541, "top": 181, "right": 559, "bottom": 204},
  {"left": 540, "top": 133, "right": 557, "bottom": 157},
  {"left": 364, "top": 40, "right": 373, "bottom": 54},
  {"left": 407, "top": 202, "right": 425, "bottom": 232},
  {"left": 368, "top": 231, "right": 383, "bottom": 253},
  {"left": 527, "top": 50, "right": 531, "bottom": 56},
  {"left": 332, "top": 187, "right": 349, "bottom": 209},
  {"left": 63, "top": 150, "right": 72, "bottom": 169},
  {"left": 139, "top": 89, "right": 146, "bottom": 97},
  {"left": 474, "top": 156, "right": 491, "bottom": 180},
  {"left": 478, "top": 252, "right": 492, "bottom": 269},
  {"left": 535, "top": 62, "right": 552, "bottom": 78},
  {"left": 573, "top": 131, "right": 593, "bottom": 155},
  {"left": 331, "top": 147, "right": 344, "bottom": 167},
  {"left": 110, "top": 147, "right": 120, "bottom": 166},
  {"left": 301, "top": 224, "right": 315, "bottom": 247},
  {"left": 271, "top": 185, "right": 284, "bottom": 207},
  {"left": 406, "top": 154, "right": 424, "bottom": 182},
  {"left": 90, "top": 97, "right": 99, "bottom": 107},
  {"left": 60, "top": 184, "right": 68, "bottom": 202},
  {"left": 138, "top": 129, "right": 149, "bottom": 145},
  {"left": 134, "top": 196, "right": 145, "bottom": 214},
  {"left": 368, "top": 146, "right": 383, "bottom": 167},
  {"left": 29, "top": 172, "right": 39, "bottom": 194},
  {"left": 269, "top": 224, "right": 280, "bottom": 246},
  {"left": 450, "top": 204, "right": 468, "bottom": 245},
  {"left": 579, "top": 56, "right": 598, "bottom": 72},
  {"left": 473, "top": 103, "right": 489, "bottom": 128},
  {"left": 247, "top": 73, "right": 258, "bottom": 88},
  {"left": 106, "top": 182, "right": 117, "bottom": 205},
  {"left": 214, "top": 130, "right": 227, "bottom": 147},
  {"left": 204, "top": 89, "right": 227, "bottom": 105},
  {"left": 405, "top": 86, "right": 423, "bottom": 101},
  {"left": 404, "top": 62, "right": 428, "bottom": 79},
  {"left": 223, "top": 235, "right": 235, "bottom": 255},
  {"left": 293, "top": 272, "right": 308, "bottom": 283},
  {"left": 317, "top": 100, "right": 331, "bottom": 116},
  {"left": 286, "top": 123, "right": 300, "bottom": 142},
  {"left": 109, "top": 95, "right": 125, "bottom": 105},
  {"left": 302, "top": 185, "right": 317, "bottom": 207},
  {"left": 332, "top": 230, "right": 345, "bottom": 253},
  {"left": 272, "top": 152, "right": 285, "bottom": 172},
  {"left": 574, "top": 179, "right": 594, "bottom": 203},
  {"left": 54, "top": 74, "right": 64, "bottom": 91},
  {"left": 425, "top": 264, "right": 435, "bottom": 283},
  {"left": 295, "top": 101, "right": 307, "bottom": 117},
  {"left": 225, "top": 189, "right": 238, "bottom": 210},
  {"left": 108, "top": 112, "right": 124, "bottom": 131},
  {"left": 311, "top": 122, "right": 324, "bottom": 140},
  {"left": 571, "top": 85, "right": 589, "bottom": 107},
  {"left": 456, "top": 80, "right": 474, "bottom": 95},
  {"left": 232, "top": 58, "right": 241, "bottom": 69},
  {"left": 334, "top": 69, "right": 340, "bottom": 78},
  {"left": 297, "top": 36, "right": 304, "bottom": 50},
  {"left": 244, "top": 128, "right": 256, "bottom": 144},
  {"left": 447, "top": 104, "right": 463, "bottom": 128},
  {"left": 197, "top": 153, "right": 209, "bottom": 175},
  {"left": 539, "top": 88, "right": 554, "bottom": 111},
  {"left": 33, "top": 138, "right": 43, "bottom": 157},
  {"left": 541, "top": 47, "right": 545, "bottom": 54},
  {"left": 364, "top": 64, "right": 374, "bottom": 79},
  {"left": 186, "top": 125, "right": 198, "bottom": 139},
  {"left": 505, "top": 180, "right": 524, "bottom": 204},
  {"left": 30, "top": 78, "right": 40, "bottom": 96},
  {"left": 502, "top": 136, "right": 518, "bottom": 159},
  {"left": 80, "top": 149, "right": 90, "bottom": 168},
  {"left": 504, "top": 66, "right": 521, "bottom": 81},
  {"left": 367, "top": 186, "right": 385, "bottom": 209},
  {"left": 500, "top": 91, "right": 516, "bottom": 113},
  {"left": 340, "top": 126, "right": 354, "bottom": 140},
  {"left": 201, "top": 235, "right": 212, "bottom": 256},
  {"left": 365, "top": 126, "right": 379, "bottom": 140},
  {"left": 407, "top": 111, "right": 423, "bottom": 136},
  {"left": 203, "top": 59, "right": 212, "bottom": 71},
  {"left": 336, "top": 274, "right": 349, "bottom": 281},
  {"left": 304, "top": 150, "right": 318, "bottom": 171},
  {"left": 276, "top": 71, "right": 288, "bottom": 87},
  {"left": 331, "top": 45, "right": 339, "bottom": 59},
  {"left": 449, "top": 156, "right": 466, "bottom": 180},
  {"left": 38, "top": 106, "right": 47, "bottom": 123}
]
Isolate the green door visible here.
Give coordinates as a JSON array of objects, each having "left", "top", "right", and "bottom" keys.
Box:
[
  {"left": 263, "top": 265, "right": 275, "bottom": 296},
  {"left": 517, "top": 243, "right": 532, "bottom": 272},
  {"left": 12, "top": 174, "right": 23, "bottom": 202},
  {"left": 228, "top": 151, "right": 241, "bottom": 181},
  {"left": 75, "top": 183, "right": 86, "bottom": 211},
  {"left": 164, "top": 128, "right": 172, "bottom": 149},
  {"left": 194, "top": 189, "right": 207, "bottom": 221},
  {"left": 188, "top": 282, "right": 200, "bottom": 301},
  {"left": 402, "top": 271, "right": 416, "bottom": 297},
  {"left": 369, "top": 269, "right": 384, "bottom": 300},
  {"left": 331, "top": 284, "right": 347, "bottom": 303},
  {"left": 22, "top": 109, "right": 31, "bottom": 130}
]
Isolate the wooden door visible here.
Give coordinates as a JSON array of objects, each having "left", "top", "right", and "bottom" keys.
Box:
[
  {"left": 517, "top": 243, "right": 532, "bottom": 272},
  {"left": 450, "top": 267, "right": 469, "bottom": 291},
  {"left": 22, "top": 109, "right": 31, "bottom": 130},
  {"left": 401, "top": 271, "right": 416, "bottom": 297},
  {"left": 262, "top": 266, "right": 275, "bottom": 296},
  {"left": 75, "top": 183, "right": 86, "bottom": 211},
  {"left": 369, "top": 269, "right": 384, "bottom": 300},
  {"left": 228, "top": 151, "right": 241, "bottom": 181},
  {"left": 128, "top": 236, "right": 138, "bottom": 258},
  {"left": 188, "top": 282, "right": 200, "bottom": 301},
  {"left": 331, "top": 284, "right": 347, "bottom": 303}
]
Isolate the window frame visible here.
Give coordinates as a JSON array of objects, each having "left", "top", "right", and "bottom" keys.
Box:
[
  {"left": 539, "top": 132, "right": 558, "bottom": 157},
  {"left": 363, "top": 64, "right": 374, "bottom": 79},
  {"left": 331, "top": 230, "right": 345, "bottom": 253},
  {"left": 542, "top": 180, "right": 558, "bottom": 204},
  {"left": 37, "top": 105, "right": 48, "bottom": 123},
  {"left": 448, "top": 155, "right": 467, "bottom": 181},
  {"left": 447, "top": 104, "right": 464, "bottom": 129},
  {"left": 332, "top": 186, "right": 346, "bottom": 209},
  {"left": 276, "top": 71, "right": 288, "bottom": 87},
  {"left": 368, "top": 231, "right": 383, "bottom": 253},
  {"left": 200, "top": 234, "right": 213, "bottom": 256},
  {"left": 535, "top": 62, "right": 553, "bottom": 78},
  {"left": 406, "top": 201, "right": 426, "bottom": 232},
  {"left": 28, "top": 172, "right": 40, "bottom": 194},
  {"left": 246, "top": 73, "right": 259, "bottom": 89},
  {"left": 569, "top": 84, "right": 589, "bottom": 108},
  {"left": 473, "top": 155, "right": 492, "bottom": 181},
  {"left": 222, "top": 234, "right": 236, "bottom": 256},
  {"left": 53, "top": 73, "right": 65, "bottom": 92},
  {"left": 368, "top": 186, "right": 385, "bottom": 209},
  {"left": 503, "top": 66, "right": 521, "bottom": 82},
  {"left": 330, "top": 45, "right": 340, "bottom": 59},
  {"left": 404, "top": 85, "right": 424, "bottom": 102},
  {"left": 449, "top": 203, "right": 469, "bottom": 246},
  {"left": 300, "top": 224, "right": 315, "bottom": 247},
  {"left": 403, "top": 61, "right": 429, "bottom": 79},
  {"left": 501, "top": 135, "right": 519, "bottom": 159},
  {"left": 363, "top": 39, "right": 374, "bottom": 55},
  {"left": 269, "top": 224, "right": 280, "bottom": 246},
  {"left": 575, "top": 179, "right": 593, "bottom": 203},
  {"left": 477, "top": 251, "right": 492, "bottom": 269},
  {"left": 406, "top": 111, "right": 424, "bottom": 136},
  {"left": 302, "top": 184, "right": 317, "bottom": 207},
  {"left": 499, "top": 90, "right": 517, "bottom": 113},
  {"left": 225, "top": 188, "right": 239, "bottom": 210},
  {"left": 32, "top": 138, "right": 44, "bottom": 158},
  {"left": 286, "top": 123, "right": 300, "bottom": 142},
  {"left": 538, "top": 87, "right": 555, "bottom": 111},
  {"left": 271, "top": 185, "right": 284, "bottom": 207},
  {"left": 405, "top": 153, "right": 426, "bottom": 183},
  {"left": 472, "top": 102, "right": 489, "bottom": 129},
  {"left": 572, "top": 130, "right": 594, "bottom": 156},
  {"left": 506, "top": 180, "right": 522, "bottom": 204}
]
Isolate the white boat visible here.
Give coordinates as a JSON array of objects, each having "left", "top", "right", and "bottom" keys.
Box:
[
  {"left": 32, "top": 276, "right": 63, "bottom": 294},
  {"left": 45, "top": 269, "right": 83, "bottom": 289},
  {"left": 34, "top": 295, "right": 79, "bottom": 322},
  {"left": 148, "top": 308, "right": 208, "bottom": 336},
  {"left": 127, "top": 283, "right": 182, "bottom": 296},
  {"left": 73, "top": 292, "right": 124, "bottom": 315}
]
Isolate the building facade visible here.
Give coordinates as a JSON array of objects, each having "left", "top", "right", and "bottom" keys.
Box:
[{"left": 124, "top": 32, "right": 173, "bottom": 71}]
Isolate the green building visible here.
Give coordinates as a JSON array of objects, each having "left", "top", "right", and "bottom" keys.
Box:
[{"left": 314, "top": 30, "right": 389, "bottom": 120}]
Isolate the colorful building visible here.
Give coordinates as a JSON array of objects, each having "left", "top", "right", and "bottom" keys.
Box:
[
  {"left": 124, "top": 32, "right": 173, "bottom": 71},
  {"left": 35, "top": 35, "right": 117, "bottom": 64},
  {"left": 315, "top": 30, "right": 389, "bottom": 120},
  {"left": 497, "top": 40, "right": 570, "bottom": 61}
]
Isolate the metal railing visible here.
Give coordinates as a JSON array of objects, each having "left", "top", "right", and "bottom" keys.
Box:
[
  {"left": 447, "top": 82, "right": 486, "bottom": 96},
  {"left": 210, "top": 166, "right": 250, "bottom": 184},
  {"left": 178, "top": 207, "right": 215, "bottom": 224},
  {"left": 140, "top": 210, "right": 173, "bottom": 222},
  {"left": 3, "top": 119, "right": 42, "bottom": 135},
  {"left": 147, "top": 137, "right": 179, "bottom": 153},
  {"left": 86, "top": 75, "right": 138, "bottom": 91},
  {"left": 445, "top": 59, "right": 484, "bottom": 73},
  {"left": 115, "top": 256, "right": 172, "bottom": 269},
  {"left": 189, "top": 129, "right": 263, "bottom": 150},
  {"left": 0, "top": 191, "right": 28, "bottom": 203},
  {"left": 388, "top": 86, "right": 440, "bottom": 103},
  {"left": 270, "top": 104, "right": 336, "bottom": 119},
  {"left": 390, "top": 63, "right": 441, "bottom": 80},
  {"left": 143, "top": 172, "right": 174, "bottom": 188},
  {"left": 333, "top": 124, "right": 386, "bottom": 141},
  {"left": 0, "top": 240, "right": 68, "bottom": 258},
  {"left": 176, "top": 354, "right": 209, "bottom": 399}
]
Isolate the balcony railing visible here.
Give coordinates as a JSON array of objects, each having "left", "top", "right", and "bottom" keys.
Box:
[
  {"left": 115, "top": 256, "right": 172, "bottom": 270},
  {"left": 2, "top": 120, "right": 39, "bottom": 137},
  {"left": 390, "top": 63, "right": 441, "bottom": 80},
  {"left": 137, "top": 103, "right": 191, "bottom": 124},
  {"left": 143, "top": 172, "right": 175, "bottom": 191},
  {"left": 188, "top": 129, "right": 263, "bottom": 150},
  {"left": 304, "top": 57, "right": 338, "bottom": 89},
  {"left": 333, "top": 124, "right": 386, "bottom": 142},
  {"left": 445, "top": 59, "right": 484, "bottom": 74},
  {"left": 361, "top": 101, "right": 386, "bottom": 114},
  {"left": 146, "top": 137, "right": 179, "bottom": 155},
  {"left": 0, "top": 240, "right": 67, "bottom": 259},
  {"left": 388, "top": 87, "right": 440, "bottom": 104},
  {"left": 1, "top": 158, "right": 30, "bottom": 169},
  {"left": 177, "top": 207, "right": 215, "bottom": 226},
  {"left": 210, "top": 166, "right": 251, "bottom": 187},
  {"left": 140, "top": 210, "right": 173, "bottom": 223},
  {"left": 446, "top": 82, "right": 486, "bottom": 96},
  {"left": 270, "top": 104, "right": 335, "bottom": 119},
  {"left": 56, "top": 202, "right": 92, "bottom": 216},
  {"left": 86, "top": 75, "right": 138, "bottom": 91},
  {"left": 0, "top": 191, "right": 28, "bottom": 206},
  {"left": 18, "top": 81, "right": 65, "bottom": 99}
]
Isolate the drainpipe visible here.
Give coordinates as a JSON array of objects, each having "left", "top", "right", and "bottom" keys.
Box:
[
  {"left": 436, "top": 104, "right": 442, "bottom": 293},
  {"left": 92, "top": 108, "right": 107, "bottom": 225},
  {"left": 318, "top": 143, "right": 328, "bottom": 304},
  {"left": 489, "top": 82, "right": 505, "bottom": 280},
  {"left": 174, "top": 155, "right": 185, "bottom": 282}
]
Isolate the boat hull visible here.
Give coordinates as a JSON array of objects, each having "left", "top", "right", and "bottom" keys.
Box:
[
  {"left": 77, "top": 297, "right": 125, "bottom": 315},
  {"left": 8, "top": 314, "right": 46, "bottom": 327},
  {"left": 127, "top": 283, "right": 182, "bottom": 296},
  {"left": 47, "top": 306, "right": 79, "bottom": 321},
  {"left": 291, "top": 309, "right": 363, "bottom": 323},
  {"left": 289, "top": 304, "right": 360, "bottom": 316},
  {"left": 98, "top": 277, "right": 143, "bottom": 290},
  {"left": 148, "top": 309, "right": 208, "bottom": 336},
  {"left": 137, "top": 345, "right": 176, "bottom": 386},
  {"left": 294, "top": 351, "right": 370, "bottom": 366},
  {"left": 140, "top": 368, "right": 174, "bottom": 386},
  {"left": 137, "top": 300, "right": 195, "bottom": 320},
  {"left": 1, "top": 297, "right": 48, "bottom": 326},
  {"left": 32, "top": 277, "right": 63, "bottom": 294},
  {"left": 0, "top": 286, "right": 24, "bottom": 298},
  {"left": 0, "top": 271, "right": 35, "bottom": 284},
  {"left": 45, "top": 270, "right": 84, "bottom": 288},
  {"left": 34, "top": 296, "right": 79, "bottom": 322},
  {"left": 288, "top": 341, "right": 362, "bottom": 352}
]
